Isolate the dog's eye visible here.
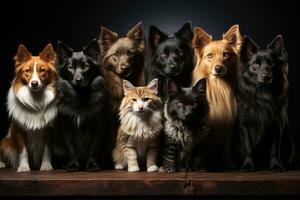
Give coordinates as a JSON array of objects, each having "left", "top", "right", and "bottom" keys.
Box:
[
  {"left": 223, "top": 52, "right": 230, "bottom": 58},
  {"left": 176, "top": 49, "right": 184, "bottom": 57},
  {"left": 207, "top": 53, "right": 213, "bottom": 59},
  {"left": 24, "top": 69, "right": 30, "bottom": 73},
  {"left": 40, "top": 67, "right": 46, "bottom": 73},
  {"left": 67, "top": 65, "right": 74, "bottom": 73},
  {"left": 252, "top": 63, "right": 260, "bottom": 71},
  {"left": 160, "top": 52, "right": 167, "bottom": 60},
  {"left": 83, "top": 63, "right": 90, "bottom": 72},
  {"left": 176, "top": 102, "right": 183, "bottom": 107},
  {"left": 128, "top": 50, "right": 135, "bottom": 57},
  {"left": 131, "top": 98, "right": 137, "bottom": 102}
]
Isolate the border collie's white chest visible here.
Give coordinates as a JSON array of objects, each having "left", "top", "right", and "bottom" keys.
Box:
[{"left": 7, "top": 86, "right": 57, "bottom": 131}]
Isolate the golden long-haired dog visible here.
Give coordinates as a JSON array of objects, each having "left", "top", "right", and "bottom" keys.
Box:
[{"left": 192, "top": 25, "right": 242, "bottom": 169}]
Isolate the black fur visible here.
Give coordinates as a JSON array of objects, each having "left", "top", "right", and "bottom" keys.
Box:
[
  {"left": 163, "top": 78, "right": 210, "bottom": 172},
  {"left": 236, "top": 35, "right": 293, "bottom": 171},
  {"left": 145, "top": 22, "right": 195, "bottom": 100},
  {"left": 51, "top": 39, "right": 109, "bottom": 172}
]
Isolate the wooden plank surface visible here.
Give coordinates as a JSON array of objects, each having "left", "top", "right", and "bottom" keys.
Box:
[{"left": 0, "top": 169, "right": 300, "bottom": 196}]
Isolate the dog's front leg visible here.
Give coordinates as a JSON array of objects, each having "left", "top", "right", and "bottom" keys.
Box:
[
  {"left": 270, "top": 130, "right": 285, "bottom": 172},
  {"left": 86, "top": 131, "right": 100, "bottom": 172},
  {"left": 40, "top": 145, "right": 53, "bottom": 171},
  {"left": 65, "top": 135, "right": 79, "bottom": 172},
  {"left": 17, "top": 146, "right": 30, "bottom": 172},
  {"left": 240, "top": 126, "right": 254, "bottom": 172}
]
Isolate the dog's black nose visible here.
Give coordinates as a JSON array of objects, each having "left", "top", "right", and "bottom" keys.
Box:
[
  {"left": 262, "top": 73, "right": 272, "bottom": 81},
  {"left": 31, "top": 81, "right": 39, "bottom": 88},
  {"left": 215, "top": 65, "right": 224, "bottom": 73}
]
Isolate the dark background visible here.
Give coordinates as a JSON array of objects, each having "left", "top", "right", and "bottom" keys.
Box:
[{"left": 0, "top": 0, "right": 299, "bottom": 157}]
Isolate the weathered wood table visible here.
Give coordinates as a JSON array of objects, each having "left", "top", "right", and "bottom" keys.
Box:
[{"left": 0, "top": 169, "right": 300, "bottom": 197}]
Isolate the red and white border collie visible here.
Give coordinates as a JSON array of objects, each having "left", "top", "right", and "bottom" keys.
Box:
[{"left": 0, "top": 44, "right": 57, "bottom": 172}]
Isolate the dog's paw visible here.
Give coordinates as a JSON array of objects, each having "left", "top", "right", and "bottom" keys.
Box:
[
  {"left": 147, "top": 165, "right": 158, "bottom": 172},
  {"left": 86, "top": 160, "right": 100, "bottom": 172},
  {"left": 128, "top": 165, "right": 140, "bottom": 172},
  {"left": 40, "top": 163, "right": 53, "bottom": 171},
  {"left": 66, "top": 160, "right": 80, "bottom": 172},
  {"left": 270, "top": 163, "right": 285, "bottom": 172},
  {"left": 0, "top": 161, "right": 5, "bottom": 168},
  {"left": 115, "top": 164, "right": 125, "bottom": 170},
  {"left": 241, "top": 157, "right": 254, "bottom": 172},
  {"left": 17, "top": 164, "right": 30, "bottom": 172}
]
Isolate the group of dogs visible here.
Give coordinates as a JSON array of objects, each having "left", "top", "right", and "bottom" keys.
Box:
[{"left": 0, "top": 22, "right": 295, "bottom": 173}]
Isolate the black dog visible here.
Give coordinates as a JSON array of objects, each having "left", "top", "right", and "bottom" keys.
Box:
[
  {"left": 236, "top": 35, "right": 292, "bottom": 171},
  {"left": 145, "top": 22, "right": 194, "bottom": 100},
  {"left": 52, "top": 39, "right": 109, "bottom": 172}
]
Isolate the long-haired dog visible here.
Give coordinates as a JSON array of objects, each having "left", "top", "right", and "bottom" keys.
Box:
[
  {"left": 236, "top": 35, "right": 292, "bottom": 171},
  {"left": 0, "top": 44, "right": 57, "bottom": 172},
  {"left": 52, "top": 39, "right": 108, "bottom": 171},
  {"left": 192, "top": 25, "right": 242, "bottom": 169},
  {"left": 145, "top": 22, "right": 194, "bottom": 100}
]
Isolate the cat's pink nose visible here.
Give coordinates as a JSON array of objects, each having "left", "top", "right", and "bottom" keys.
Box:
[{"left": 138, "top": 106, "right": 144, "bottom": 110}]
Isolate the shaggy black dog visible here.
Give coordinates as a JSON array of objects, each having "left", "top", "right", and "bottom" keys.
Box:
[
  {"left": 145, "top": 22, "right": 194, "bottom": 101},
  {"left": 236, "top": 35, "right": 293, "bottom": 171},
  {"left": 52, "top": 39, "right": 110, "bottom": 172}
]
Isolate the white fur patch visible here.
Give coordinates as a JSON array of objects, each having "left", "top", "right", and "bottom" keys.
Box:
[
  {"left": 7, "top": 85, "right": 57, "bottom": 130},
  {"left": 17, "top": 147, "right": 30, "bottom": 172},
  {"left": 147, "top": 165, "right": 158, "bottom": 172},
  {"left": 40, "top": 145, "right": 53, "bottom": 171},
  {"left": 0, "top": 161, "right": 5, "bottom": 168}
]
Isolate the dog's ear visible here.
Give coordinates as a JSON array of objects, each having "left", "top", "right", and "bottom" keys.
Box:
[
  {"left": 223, "top": 24, "right": 243, "bottom": 52},
  {"left": 83, "top": 39, "right": 100, "bottom": 62},
  {"left": 267, "top": 35, "right": 288, "bottom": 62},
  {"left": 123, "top": 79, "right": 135, "bottom": 96},
  {"left": 168, "top": 79, "right": 180, "bottom": 96},
  {"left": 99, "top": 26, "right": 118, "bottom": 56},
  {"left": 193, "top": 78, "right": 206, "bottom": 95},
  {"left": 240, "top": 36, "right": 259, "bottom": 62},
  {"left": 146, "top": 78, "right": 158, "bottom": 94},
  {"left": 14, "top": 44, "right": 32, "bottom": 65},
  {"left": 175, "top": 22, "right": 194, "bottom": 42},
  {"left": 127, "top": 21, "right": 146, "bottom": 52},
  {"left": 56, "top": 41, "right": 73, "bottom": 61},
  {"left": 268, "top": 35, "right": 288, "bottom": 75},
  {"left": 193, "top": 27, "right": 212, "bottom": 51},
  {"left": 40, "top": 43, "right": 56, "bottom": 63},
  {"left": 149, "top": 25, "right": 168, "bottom": 49}
]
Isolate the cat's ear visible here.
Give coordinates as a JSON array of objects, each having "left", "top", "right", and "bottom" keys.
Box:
[
  {"left": 193, "top": 78, "right": 206, "bottom": 95},
  {"left": 123, "top": 79, "right": 135, "bottom": 95},
  {"left": 168, "top": 80, "right": 180, "bottom": 96},
  {"left": 146, "top": 78, "right": 158, "bottom": 94}
]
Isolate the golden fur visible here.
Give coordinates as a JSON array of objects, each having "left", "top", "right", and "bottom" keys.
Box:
[{"left": 192, "top": 25, "right": 242, "bottom": 168}]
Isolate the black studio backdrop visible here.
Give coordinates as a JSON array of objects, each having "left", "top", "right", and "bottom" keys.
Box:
[{"left": 0, "top": 0, "right": 299, "bottom": 156}]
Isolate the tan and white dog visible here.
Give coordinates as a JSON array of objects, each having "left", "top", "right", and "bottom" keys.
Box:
[{"left": 0, "top": 44, "right": 57, "bottom": 172}]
